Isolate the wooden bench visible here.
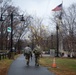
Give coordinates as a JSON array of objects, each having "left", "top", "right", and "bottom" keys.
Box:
[{"left": 0, "top": 52, "right": 9, "bottom": 60}]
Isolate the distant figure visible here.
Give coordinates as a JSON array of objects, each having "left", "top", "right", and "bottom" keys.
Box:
[
  {"left": 24, "top": 45, "right": 32, "bottom": 66},
  {"left": 33, "top": 45, "right": 42, "bottom": 66}
]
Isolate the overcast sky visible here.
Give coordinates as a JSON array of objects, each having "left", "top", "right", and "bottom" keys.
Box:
[
  {"left": 12, "top": 0, "right": 76, "bottom": 17},
  {"left": 11, "top": 0, "right": 76, "bottom": 39},
  {"left": 12, "top": 0, "right": 76, "bottom": 31}
]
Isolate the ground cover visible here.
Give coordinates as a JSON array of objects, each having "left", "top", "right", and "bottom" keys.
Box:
[
  {"left": 40, "top": 57, "right": 76, "bottom": 75},
  {"left": 0, "top": 54, "right": 21, "bottom": 75}
]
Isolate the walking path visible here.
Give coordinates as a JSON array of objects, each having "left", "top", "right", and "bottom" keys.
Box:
[{"left": 7, "top": 55, "right": 55, "bottom": 75}]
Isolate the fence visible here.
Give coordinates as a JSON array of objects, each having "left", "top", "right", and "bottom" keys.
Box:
[{"left": 0, "top": 50, "right": 11, "bottom": 60}]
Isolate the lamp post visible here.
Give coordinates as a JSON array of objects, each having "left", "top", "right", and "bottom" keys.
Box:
[
  {"left": 0, "top": 12, "right": 25, "bottom": 58},
  {"left": 10, "top": 13, "right": 13, "bottom": 52}
]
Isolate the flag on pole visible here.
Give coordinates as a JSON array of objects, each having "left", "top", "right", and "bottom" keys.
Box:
[{"left": 52, "top": 3, "right": 62, "bottom": 11}]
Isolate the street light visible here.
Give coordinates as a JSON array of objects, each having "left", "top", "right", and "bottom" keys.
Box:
[{"left": 0, "top": 12, "right": 25, "bottom": 58}]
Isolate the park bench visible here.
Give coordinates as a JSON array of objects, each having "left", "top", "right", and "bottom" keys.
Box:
[{"left": 0, "top": 51, "right": 9, "bottom": 60}]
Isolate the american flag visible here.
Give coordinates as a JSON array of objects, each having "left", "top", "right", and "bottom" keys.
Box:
[{"left": 52, "top": 4, "right": 62, "bottom": 11}]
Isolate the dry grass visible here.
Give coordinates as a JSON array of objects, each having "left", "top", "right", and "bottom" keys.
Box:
[
  {"left": 0, "top": 54, "right": 21, "bottom": 75},
  {"left": 0, "top": 59, "right": 13, "bottom": 75},
  {"left": 40, "top": 57, "right": 76, "bottom": 75}
]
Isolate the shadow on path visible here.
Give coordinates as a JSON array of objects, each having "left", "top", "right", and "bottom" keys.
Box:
[{"left": 7, "top": 55, "right": 55, "bottom": 75}]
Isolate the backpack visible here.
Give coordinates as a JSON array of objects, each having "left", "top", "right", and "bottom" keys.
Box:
[
  {"left": 34, "top": 50, "right": 41, "bottom": 55},
  {"left": 24, "top": 47, "right": 32, "bottom": 55},
  {"left": 33, "top": 47, "right": 41, "bottom": 55}
]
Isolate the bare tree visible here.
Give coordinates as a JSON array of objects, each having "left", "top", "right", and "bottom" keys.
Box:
[
  {"left": 0, "top": 0, "right": 32, "bottom": 51},
  {"left": 28, "top": 16, "right": 51, "bottom": 51},
  {"left": 0, "top": 0, "right": 12, "bottom": 50},
  {"left": 61, "top": 4, "right": 76, "bottom": 54},
  {"left": 50, "top": 3, "right": 76, "bottom": 57}
]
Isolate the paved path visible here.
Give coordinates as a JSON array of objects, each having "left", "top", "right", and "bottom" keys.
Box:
[{"left": 7, "top": 55, "right": 55, "bottom": 75}]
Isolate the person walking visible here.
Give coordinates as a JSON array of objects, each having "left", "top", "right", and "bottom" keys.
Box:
[
  {"left": 33, "top": 45, "right": 42, "bottom": 66},
  {"left": 24, "top": 45, "right": 32, "bottom": 66}
]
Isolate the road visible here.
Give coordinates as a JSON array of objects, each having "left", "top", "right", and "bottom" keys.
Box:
[{"left": 7, "top": 54, "right": 55, "bottom": 75}]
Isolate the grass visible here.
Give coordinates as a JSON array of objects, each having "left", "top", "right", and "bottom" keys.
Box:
[
  {"left": 0, "top": 58, "right": 13, "bottom": 75},
  {"left": 0, "top": 54, "right": 21, "bottom": 75},
  {"left": 40, "top": 57, "right": 76, "bottom": 75}
]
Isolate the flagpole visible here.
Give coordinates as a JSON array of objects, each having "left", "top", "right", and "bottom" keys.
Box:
[
  {"left": 56, "top": 22, "right": 59, "bottom": 57},
  {"left": 57, "top": 1, "right": 63, "bottom": 57},
  {"left": 52, "top": 3, "right": 63, "bottom": 57},
  {"left": 61, "top": 0, "right": 63, "bottom": 13}
]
